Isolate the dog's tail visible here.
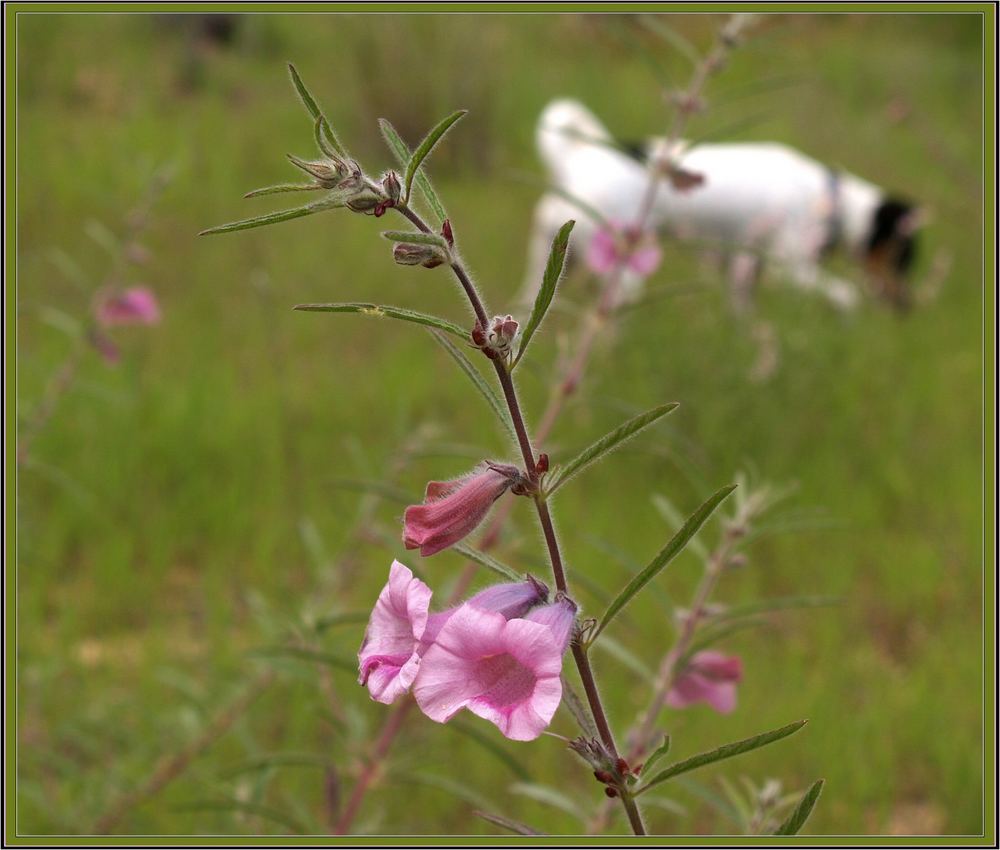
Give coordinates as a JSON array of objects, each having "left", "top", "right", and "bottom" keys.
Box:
[{"left": 536, "top": 99, "right": 613, "bottom": 183}]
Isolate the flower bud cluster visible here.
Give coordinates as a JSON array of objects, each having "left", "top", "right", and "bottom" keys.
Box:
[{"left": 472, "top": 315, "right": 520, "bottom": 364}]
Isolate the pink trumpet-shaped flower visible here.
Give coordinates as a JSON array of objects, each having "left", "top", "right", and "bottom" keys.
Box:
[
  {"left": 586, "top": 222, "right": 663, "bottom": 278},
  {"left": 359, "top": 564, "right": 548, "bottom": 706},
  {"left": 666, "top": 650, "right": 743, "bottom": 714},
  {"left": 413, "top": 597, "right": 576, "bottom": 741},
  {"left": 358, "top": 560, "right": 432, "bottom": 704},
  {"left": 404, "top": 464, "right": 520, "bottom": 557},
  {"left": 95, "top": 286, "right": 161, "bottom": 327}
]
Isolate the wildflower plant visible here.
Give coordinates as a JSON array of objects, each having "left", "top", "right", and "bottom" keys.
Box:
[{"left": 202, "top": 29, "right": 826, "bottom": 834}]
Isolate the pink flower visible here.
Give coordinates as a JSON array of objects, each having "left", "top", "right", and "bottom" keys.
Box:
[
  {"left": 586, "top": 222, "right": 662, "bottom": 278},
  {"left": 358, "top": 560, "right": 433, "bottom": 704},
  {"left": 95, "top": 286, "right": 161, "bottom": 327},
  {"left": 403, "top": 464, "right": 521, "bottom": 557},
  {"left": 666, "top": 651, "right": 743, "bottom": 714},
  {"left": 413, "top": 597, "right": 576, "bottom": 741},
  {"left": 359, "top": 565, "right": 548, "bottom": 706}
]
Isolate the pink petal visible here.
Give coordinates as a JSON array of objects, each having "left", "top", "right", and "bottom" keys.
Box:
[
  {"left": 690, "top": 650, "right": 743, "bottom": 682},
  {"left": 413, "top": 606, "right": 508, "bottom": 722},
  {"left": 629, "top": 242, "right": 663, "bottom": 277},
  {"left": 358, "top": 561, "right": 432, "bottom": 704},
  {"left": 403, "top": 467, "right": 512, "bottom": 557},
  {"left": 585, "top": 226, "right": 620, "bottom": 275}
]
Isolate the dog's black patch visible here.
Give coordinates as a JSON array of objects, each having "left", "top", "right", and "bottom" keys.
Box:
[
  {"left": 867, "top": 196, "right": 919, "bottom": 275},
  {"left": 619, "top": 139, "right": 649, "bottom": 165}
]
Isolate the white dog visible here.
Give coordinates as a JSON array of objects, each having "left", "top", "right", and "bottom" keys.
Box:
[{"left": 521, "top": 99, "right": 921, "bottom": 312}]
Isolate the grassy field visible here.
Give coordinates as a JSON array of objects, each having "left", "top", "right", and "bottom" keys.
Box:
[{"left": 14, "top": 11, "right": 986, "bottom": 837}]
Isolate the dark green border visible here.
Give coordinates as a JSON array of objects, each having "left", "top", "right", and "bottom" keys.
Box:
[{"left": 4, "top": 2, "right": 996, "bottom": 846}]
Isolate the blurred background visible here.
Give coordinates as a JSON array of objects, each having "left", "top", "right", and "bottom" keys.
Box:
[{"left": 15, "top": 11, "right": 985, "bottom": 837}]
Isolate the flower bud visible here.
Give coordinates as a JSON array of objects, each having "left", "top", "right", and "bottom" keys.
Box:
[
  {"left": 523, "top": 594, "right": 577, "bottom": 652},
  {"left": 287, "top": 154, "right": 349, "bottom": 189},
  {"left": 604, "top": 787, "right": 618, "bottom": 798},
  {"left": 393, "top": 242, "right": 446, "bottom": 269},
  {"left": 382, "top": 171, "right": 401, "bottom": 203},
  {"left": 487, "top": 314, "right": 519, "bottom": 354},
  {"left": 346, "top": 191, "right": 383, "bottom": 215},
  {"left": 442, "top": 219, "right": 454, "bottom": 246}
]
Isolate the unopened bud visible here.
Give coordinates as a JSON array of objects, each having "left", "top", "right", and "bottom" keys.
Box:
[
  {"left": 382, "top": 171, "right": 401, "bottom": 203},
  {"left": 487, "top": 314, "right": 519, "bottom": 354},
  {"left": 442, "top": 219, "right": 454, "bottom": 247},
  {"left": 287, "top": 154, "right": 348, "bottom": 189},
  {"left": 604, "top": 787, "right": 618, "bottom": 798},
  {"left": 471, "top": 322, "right": 487, "bottom": 348},
  {"left": 346, "top": 191, "right": 383, "bottom": 215},
  {"left": 536, "top": 453, "right": 549, "bottom": 474},
  {"left": 594, "top": 770, "right": 614, "bottom": 784},
  {"left": 615, "top": 757, "right": 630, "bottom": 776},
  {"left": 393, "top": 242, "right": 446, "bottom": 269}
]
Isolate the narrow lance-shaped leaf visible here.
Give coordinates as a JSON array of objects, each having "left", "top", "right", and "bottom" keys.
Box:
[
  {"left": 641, "top": 735, "right": 672, "bottom": 776},
  {"left": 774, "top": 779, "right": 825, "bottom": 836},
  {"left": 451, "top": 541, "right": 520, "bottom": 582},
  {"left": 379, "top": 118, "right": 448, "bottom": 223},
  {"left": 512, "top": 219, "right": 574, "bottom": 369},
  {"left": 509, "top": 782, "right": 586, "bottom": 821},
  {"left": 381, "top": 230, "right": 449, "bottom": 248},
  {"left": 243, "top": 183, "right": 324, "bottom": 199},
  {"left": 592, "top": 483, "right": 737, "bottom": 641},
  {"left": 429, "top": 330, "right": 517, "bottom": 445},
  {"left": 403, "top": 110, "right": 467, "bottom": 203},
  {"left": 546, "top": 402, "right": 680, "bottom": 497},
  {"left": 473, "top": 811, "right": 545, "bottom": 836},
  {"left": 293, "top": 302, "right": 467, "bottom": 340},
  {"left": 287, "top": 63, "right": 346, "bottom": 156},
  {"left": 560, "top": 676, "right": 599, "bottom": 739},
  {"left": 636, "top": 720, "right": 808, "bottom": 794},
  {"left": 199, "top": 195, "right": 346, "bottom": 236}
]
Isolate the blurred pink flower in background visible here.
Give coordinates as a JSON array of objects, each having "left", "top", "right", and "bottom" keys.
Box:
[
  {"left": 666, "top": 650, "right": 743, "bottom": 714},
  {"left": 95, "top": 286, "right": 161, "bottom": 327},
  {"left": 586, "top": 222, "right": 663, "bottom": 278},
  {"left": 413, "top": 597, "right": 576, "bottom": 741},
  {"left": 403, "top": 463, "right": 520, "bottom": 557}
]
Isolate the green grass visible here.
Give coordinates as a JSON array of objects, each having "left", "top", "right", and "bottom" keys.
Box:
[{"left": 14, "top": 11, "right": 985, "bottom": 837}]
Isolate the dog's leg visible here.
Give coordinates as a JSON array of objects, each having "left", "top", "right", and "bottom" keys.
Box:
[
  {"left": 779, "top": 259, "right": 861, "bottom": 311},
  {"left": 727, "top": 250, "right": 763, "bottom": 315},
  {"left": 516, "top": 194, "right": 581, "bottom": 315}
]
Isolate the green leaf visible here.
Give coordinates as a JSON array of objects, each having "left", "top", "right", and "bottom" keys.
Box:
[
  {"left": 379, "top": 118, "right": 448, "bottom": 223},
  {"left": 223, "top": 753, "right": 330, "bottom": 777},
  {"left": 199, "top": 195, "right": 345, "bottom": 236},
  {"left": 397, "top": 771, "right": 493, "bottom": 812},
  {"left": 473, "top": 810, "right": 545, "bottom": 836},
  {"left": 546, "top": 403, "right": 679, "bottom": 497},
  {"left": 652, "top": 492, "right": 709, "bottom": 560},
  {"left": 174, "top": 799, "right": 307, "bottom": 833},
  {"left": 403, "top": 110, "right": 467, "bottom": 203},
  {"left": 774, "top": 779, "right": 825, "bottom": 835},
  {"left": 638, "top": 14, "right": 702, "bottom": 66},
  {"left": 243, "top": 183, "right": 323, "bottom": 199},
  {"left": 509, "top": 782, "right": 586, "bottom": 820},
  {"left": 287, "top": 64, "right": 346, "bottom": 156},
  {"left": 449, "top": 720, "right": 532, "bottom": 781},
  {"left": 636, "top": 720, "right": 808, "bottom": 794},
  {"left": 381, "top": 230, "right": 448, "bottom": 248},
  {"left": 592, "top": 483, "right": 736, "bottom": 641},
  {"left": 429, "top": 330, "right": 517, "bottom": 445},
  {"left": 294, "top": 302, "right": 466, "bottom": 340},
  {"left": 513, "top": 219, "right": 574, "bottom": 369},
  {"left": 641, "top": 735, "right": 672, "bottom": 776},
  {"left": 451, "top": 542, "right": 521, "bottom": 581},
  {"left": 560, "top": 676, "right": 598, "bottom": 739},
  {"left": 248, "top": 645, "right": 355, "bottom": 672}
]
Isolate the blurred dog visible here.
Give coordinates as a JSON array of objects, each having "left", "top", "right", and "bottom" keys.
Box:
[{"left": 521, "top": 99, "right": 923, "bottom": 312}]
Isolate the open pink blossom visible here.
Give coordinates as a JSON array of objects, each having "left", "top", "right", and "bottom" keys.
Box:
[
  {"left": 359, "top": 565, "right": 548, "bottom": 706},
  {"left": 666, "top": 650, "right": 743, "bottom": 714},
  {"left": 403, "top": 464, "right": 520, "bottom": 557},
  {"left": 95, "top": 286, "right": 161, "bottom": 327},
  {"left": 586, "top": 222, "right": 662, "bottom": 278},
  {"left": 413, "top": 597, "right": 576, "bottom": 741},
  {"left": 358, "top": 560, "right": 433, "bottom": 704}
]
